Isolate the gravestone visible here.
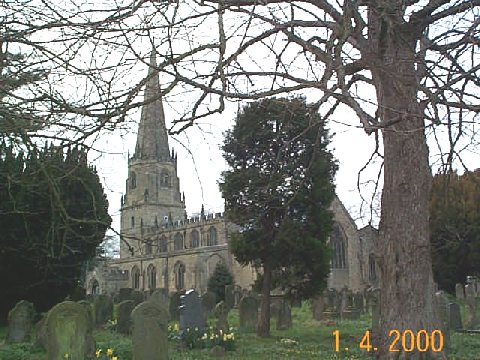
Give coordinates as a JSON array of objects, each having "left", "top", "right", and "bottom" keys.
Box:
[
  {"left": 117, "top": 300, "right": 135, "bottom": 335},
  {"left": 239, "top": 295, "right": 258, "bottom": 332},
  {"left": 93, "top": 294, "right": 113, "bottom": 326},
  {"left": 322, "top": 289, "right": 338, "bottom": 319},
  {"left": 224, "top": 285, "right": 235, "bottom": 310},
  {"left": 45, "top": 301, "right": 95, "bottom": 360},
  {"left": 233, "top": 286, "right": 242, "bottom": 308},
  {"left": 131, "top": 301, "right": 168, "bottom": 360},
  {"left": 455, "top": 283, "right": 464, "bottom": 300},
  {"left": 150, "top": 289, "right": 169, "bottom": 308},
  {"left": 118, "top": 288, "right": 133, "bottom": 303},
  {"left": 465, "top": 284, "right": 478, "bottom": 328},
  {"left": 6, "top": 300, "right": 35, "bottom": 343},
  {"left": 311, "top": 296, "right": 324, "bottom": 321},
  {"left": 449, "top": 303, "right": 463, "bottom": 330},
  {"left": 78, "top": 300, "right": 94, "bottom": 325},
  {"left": 169, "top": 291, "right": 183, "bottom": 321},
  {"left": 179, "top": 289, "right": 205, "bottom": 333},
  {"left": 34, "top": 315, "right": 47, "bottom": 350},
  {"left": 214, "top": 301, "right": 229, "bottom": 332},
  {"left": 353, "top": 293, "right": 365, "bottom": 314},
  {"left": 130, "top": 290, "right": 145, "bottom": 306},
  {"left": 201, "top": 291, "right": 217, "bottom": 316},
  {"left": 276, "top": 300, "right": 292, "bottom": 330}
]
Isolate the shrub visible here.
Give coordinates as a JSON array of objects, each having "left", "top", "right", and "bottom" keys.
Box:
[{"left": 207, "top": 263, "right": 234, "bottom": 302}]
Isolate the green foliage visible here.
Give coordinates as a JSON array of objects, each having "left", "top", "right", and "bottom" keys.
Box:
[
  {"left": 430, "top": 170, "right": 480, "bottom": 292},
  {"left": 207, "top": 262, "right": 234, "bottom": 302},
  {"left": 221, "top": 97, "right": 337, "bottom": 301},
  {"left": 0, "top": 144, "right": 111, "bottom": 319},
  {"left": 169, "top": 323, "right": 236, "bottom": 351}
]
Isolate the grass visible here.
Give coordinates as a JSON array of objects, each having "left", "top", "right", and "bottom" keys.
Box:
[{"left": 1, "top": 301, "right": 479, "bottom": 359}]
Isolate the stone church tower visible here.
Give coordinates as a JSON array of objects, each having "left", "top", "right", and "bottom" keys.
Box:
[{"left": 120, "top": 50, "right": 186, "bottom": 258}]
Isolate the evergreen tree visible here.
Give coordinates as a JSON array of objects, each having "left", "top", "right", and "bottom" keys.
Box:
[
  {"left": 220, "top": 97, "right": 337, "bottom": 336},
  {"left": 0, "top": 144, "right": 111, "bottom": 320},
  {"left": 207, "top": 262, "right": 234, "bottom": 303},
  {"left": 430, "top": 170, "right": 480, "bottom": 293}
]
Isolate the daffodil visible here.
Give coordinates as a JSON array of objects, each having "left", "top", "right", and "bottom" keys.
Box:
[
  {"left": 64, "top": 354, "right": 69, "bottom": 359},
  {"left": 106, "top": 348, "right": 114, "bottom": 356},
  {"left": 96, "top": 349, "right": 102, "bottom": 358},
  {"left": 112, "top": 357, "right": 118, "bottom": 360}
]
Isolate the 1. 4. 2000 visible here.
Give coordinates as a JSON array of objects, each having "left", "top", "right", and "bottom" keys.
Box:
[{"left": 388, "top": 329, "right": 444, "bottom": 352}]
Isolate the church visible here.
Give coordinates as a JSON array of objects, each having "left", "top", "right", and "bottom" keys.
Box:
[{"left": 85, "top": 51, "right": 378, "bottom": 297}]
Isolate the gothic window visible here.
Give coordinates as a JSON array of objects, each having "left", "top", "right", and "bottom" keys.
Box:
[
  {"left": 174, "top": 233, "right": 184, "bottom": 251},
  {"left": 130, "top": 171, "right": 137, "bottom": 189},
  {"left": 190, "top": 229, "right": 200, "bottom": 248},
  {"left": 161, "top": 170, "right": 170, "bottom": 187},
  {"left": 145, "top": 240, "right": 152, "bottom": 255},
  {"left": 144, "top": 189, "right": 149, "bottom": 202},
  {"left": 147, "top": 264, "right": 156, "bottom": 290},
  {"left": 207, "top": 226, "right": 218, "bottom": 246},
  {"left": 132, "top": 266, "right": 140, "bottom": 289},
  {"left": 330, "top": 224, "right": 347, "bottom": 269},
  {"left": 90, "top": 279, "right": 99, "bottom": 295},
  {"left": 158, "top": 235, "right": 168, "bottom": 253},
  {"left": 174, "top": 262, "right": 186, "bottom": 290},
  {"left": 131, "top": 216, "right": 135, "bottom": 228},
  {"left": 369, "top": 254, "right": 377, "bottom": 282}
]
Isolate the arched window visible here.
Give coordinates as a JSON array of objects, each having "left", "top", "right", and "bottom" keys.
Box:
[
  {"left": 131, "top": 216, "right": 135, "bottom": 228},
  {"left": 161, "top": 170, "right": 170, "bottom": 187},
  {"left": 132, "top": 266, "right": 140, "bottom": 289},
  {"left": 158, "top": 235, "right": 167, "bottom": 253},
  {"left": 144, "top": 188, "right": 149, "bottom": 203},
  {"left": 174, "top": 262, "right": 186, "bottom": 290},
  {"left": 147, "top": 264, "right": 156, "bottom": 290},
  {"left": 207, "top": 226, "right": 217, "bottom": 246},
  {"left": 190, "top": 229, "right": 200, "bottom": 248},
  {"left": 174, "top": 233, "right": 184, "bottom": 251},
  {"left": 369, "top": 254, "right": 377, "bottom": 282},
  {"left": 130, "top": 171, "right": 137, "bottom": 189},
  {"left": 330, "top": 224, "right": 347, "bottom": 269},
  {"left": 145, "top": 240, "right": 152, "bottom": 255}
]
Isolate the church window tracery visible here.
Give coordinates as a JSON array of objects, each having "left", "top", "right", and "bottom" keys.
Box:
[
  {"left": 331, "top": 224, "right": 347, "bottom": 269},
  {"left": 147, "top": 264, "right": 156, "bottom": 290},
  {"left": 190, "top": 229, "right": 200, "bottom": 248},
  {"left": 132, "top": 266, "right": 140, "bottom": 289},
  {"left": 145, "top": 239, "right": 152, "bottom": 255},
  {"left": 158, "top": 235, "right": 167, "bottom": 253},
  {"left": 207, "top": 226, "right": 217, "bottom": 246},
  {"left": 174, "top": 262, "right": 186, "bottom": 290},
  {"left": 174, "top": 233, "right": 184, "bottom": 251},
  {"left": 130, "top": 171, "right": 137, "bottom": 189}
]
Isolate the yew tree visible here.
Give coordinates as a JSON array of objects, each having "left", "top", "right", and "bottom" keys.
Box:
[{"left": 221, "top": 97, "right": 336, "bottom": 336}]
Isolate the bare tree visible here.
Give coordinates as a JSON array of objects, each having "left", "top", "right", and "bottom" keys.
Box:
[{"left": 2, "top": 0, "right": 479, "bottom": 357}]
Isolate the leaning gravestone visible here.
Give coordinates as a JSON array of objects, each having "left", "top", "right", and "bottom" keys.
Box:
[
  {"left": 45, "top": 301, "right": 95, "bottom": 360},
  {"left": 179, "top": 289, "right": 205, "bottom": 333},
  {"left": 311, "top": 296, "right": 324, "bottom": 321},
  {"left": 239, "top": 295, "right": 258, "bottom": 332},
  {"left": 465, "top": 284, "right": 478, "bottom": 328},
  {"left": 214, "top": 301, "right": 229, "bottom": 332},
  {"left": 117, "top": 300, "right": 135, "bottom": 335},
  {"left": 455, "top": 283, "right": 464, "bottom": 300},
  {"left": 131, "top": 301, "right": 168, "bottom": 360},
  {"left": 93, "top": 294, "right": 113, "bottom": 326},
  {"left": 449, "top": 303, "right": 463, "bottom": 330},
  {"left": 276, "top": 300, "right": 292, "bottom": 330},
  {"left": 6, "top": 300, "right": 35, "bottom": 343}
]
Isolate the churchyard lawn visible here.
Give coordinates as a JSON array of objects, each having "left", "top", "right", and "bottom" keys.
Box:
[{"left": 0, "top": 300, "right": 479, "bottom": 359}]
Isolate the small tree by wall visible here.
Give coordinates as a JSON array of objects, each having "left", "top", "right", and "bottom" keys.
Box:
[{"left": 207, "top": 263, "right": 234, "bottom": 303}]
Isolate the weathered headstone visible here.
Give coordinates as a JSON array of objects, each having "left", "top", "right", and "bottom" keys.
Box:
[
  {"left": 150, "top": 289, "right": 169, "bottom": 308},
  {"left": 239, "top": 295, "right": 258, "bottom": 332},
  {"left": 93, "top": 294, "right": 113, "bottom": 326},
  {"left": 233, "top": 286, "right": 242, "bottom": 308},
  {"left": 118, "top": 288, "right": 133, "bottom": 303},
  {"left": 6, "top": 300, "right": 35, "bottom": 343},
  {"left": 465, "top": 284, "right": 478, "bottom": 328},
  {"left": 214, "top": 301, "right": 229, "bottom": 332},
  {"left": 201, "top": 291, "right": 217, "bottom": 316},
  {"left": 276, "top": 300, "right": 292, "bottom": 330},
  {"left": 179, "top": 289, "right": 205, "bottom": 333},
  {"left": 78, "top": 300, "right": 94, "bottom": 325},
  {"left": 130, "top": 290, "right": 145, "bottom": 306},
  {"left": 311, "top": 296, "right": 324, "bottom": 321},
  {"left": 224, "top": 285, "right": 235, "bottom": 310},
  {"left": 449, "top": 303, "right": 463, "bottom": 330},
  {"left": 169, "top": 291, "right": 183, "bottom": 321},
  {"left": 353, "top": 293, "right": 365, "bottom": 314},
  {"left": 117, "top": 300, "right": 135, "bottom": 335},
  {"left": 322, "top": 289, "right": 338, "bottom": 319},
  {"left": 45, "top": 301, "right": 95, "bottom": 360},
  {"left": 455, "top": 283, "right": 464, "bottom": 300},
  {"left": 131, "top": 301, "right": 168, "bottom": 360}
]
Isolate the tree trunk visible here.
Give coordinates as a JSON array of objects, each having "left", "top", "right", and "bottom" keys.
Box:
[
  {"left": 368, "top": 6, "right": 446, "bottom": 360},
  {"left": 257, "top": 261, "right": 272, "bottom": 337}
]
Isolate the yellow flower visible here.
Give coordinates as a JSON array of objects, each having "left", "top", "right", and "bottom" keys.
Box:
[
  {"left": 173, "top": 323, "right": 179, "bottom": 332},
  {"left": 112, "top": 357, "right": 118, "bottom": 360},
  {"left": 96, "top": 349, "right": 102, "bottom": 358},
  {"left": 107, "top": 348, "right": 114, "bottom": 356},
  {"left": 223, "top": 333, "right": 227, "bottom": 341},
  {"left": 64, "top": 354, "right": 69, "bottom": 359}
]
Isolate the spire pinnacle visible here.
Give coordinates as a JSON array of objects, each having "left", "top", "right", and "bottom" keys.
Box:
[{"left": 134, "top": 48, "right": 171, "bottom": 161}]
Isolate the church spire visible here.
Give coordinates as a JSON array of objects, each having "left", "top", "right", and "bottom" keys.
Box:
[{"left": 134, "top": 49, "right": 171, "bottom": 161}]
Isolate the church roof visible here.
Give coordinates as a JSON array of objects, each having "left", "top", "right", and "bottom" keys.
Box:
[{"left": 134, "top": 49, "right": 171, "bottom": 161}]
